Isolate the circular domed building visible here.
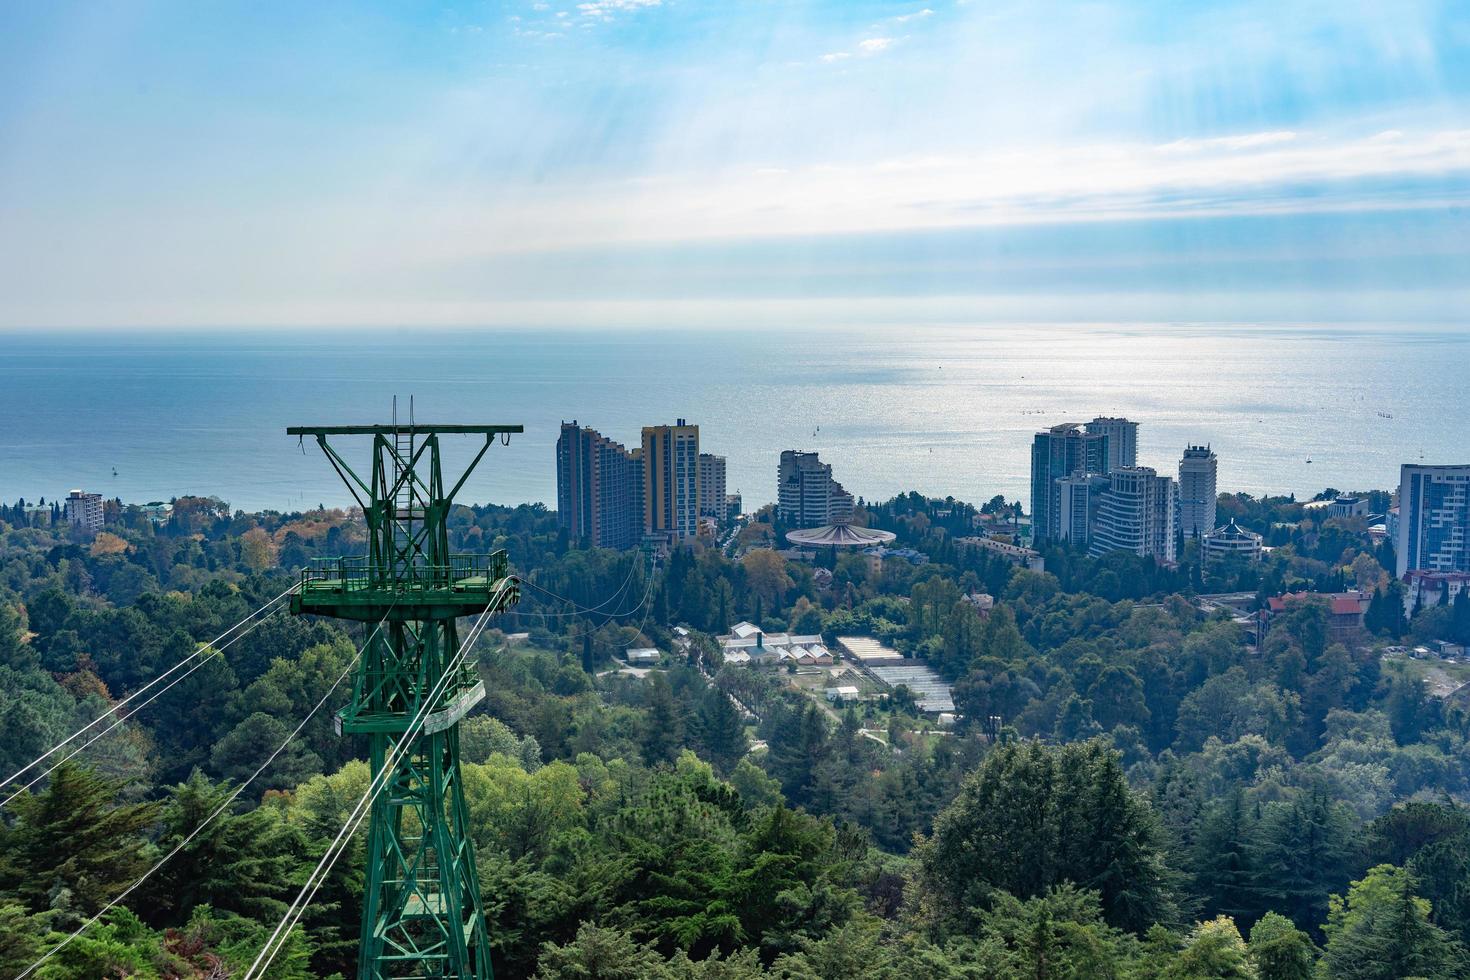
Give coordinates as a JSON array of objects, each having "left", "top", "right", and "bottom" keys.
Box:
[{"left": 784, "top": 519, "right": 896, "bottom": 549}]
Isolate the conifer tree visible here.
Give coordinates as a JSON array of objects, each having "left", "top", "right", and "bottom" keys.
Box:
[
  {"left": 1321, "top": 864, "right": 1465, "bottom": 980},
  {"left": 697, "top": 687, "right": 748, "bottom": 775},
  {"left": 917, "top": 739, "right": 1175, "bottom": 934},
  {"left": 641, "top": 673, "right": 686, "bottom": 766},
  {"left": 0, "top": 762, "right": 158, "bottom": 918},
  {"left": 1248, "top": 789, "right": 1356, "bottom": 933},
  {"left": 1193, "top": 789, "right": 1260, "bottom": 925},
  {"left": 142, "top": 770, "right": 304, "bottom": 923}
]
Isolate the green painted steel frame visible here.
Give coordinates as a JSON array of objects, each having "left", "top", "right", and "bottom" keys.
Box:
[{"left": 288, "top": 423, "right": 520, "bottom": 979}]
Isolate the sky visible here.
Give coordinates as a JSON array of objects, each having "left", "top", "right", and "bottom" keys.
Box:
[{"left": 1, "top": 0, "right": 1468, "bottom": 329}]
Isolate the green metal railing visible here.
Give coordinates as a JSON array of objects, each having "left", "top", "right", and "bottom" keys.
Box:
[{"left": 300, "top": 551, "right": 510, "bottom": 594}]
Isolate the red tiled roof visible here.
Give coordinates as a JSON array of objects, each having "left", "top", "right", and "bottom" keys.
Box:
[{"left": 1267, "top": 592, "right": 1367, "bottom": 616}]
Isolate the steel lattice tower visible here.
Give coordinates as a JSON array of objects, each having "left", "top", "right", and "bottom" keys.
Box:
[{"left": 288, "top": 422, "right": 521, "bottom": 979}]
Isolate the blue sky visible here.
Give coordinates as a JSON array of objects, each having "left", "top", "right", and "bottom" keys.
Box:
[{"left": 1, "top": 0, "right": 1468, "bottom": 327}]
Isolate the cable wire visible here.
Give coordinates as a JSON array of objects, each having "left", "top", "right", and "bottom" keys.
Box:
[
  {"left": 0, "top": 584, "right": 299, "bottom": 792},
  {"left": 518, "top": 555, "right": 641, "bottom": 618},
  {"left": 1, "top": 590, "right": 296, "bottom": 810},
  {"left": 14, "top": 609, "right": 390, "bottom": 980}
]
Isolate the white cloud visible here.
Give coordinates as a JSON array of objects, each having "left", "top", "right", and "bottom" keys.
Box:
[
  {"left": 819, "top": 51, "right": 851, "bottom": 63},
  {"left": 430, "top": 127, "right": 1470, "bottom": 251},
  {"left": 1157, "top": 130, "right": 1298, "bottom": 153},
  {"left": 858, "top": 37, "right": 894, "bottom": 54},
  {"left": 892, "top": 9, "right": 934, "bottom": 23},
  {"left": 577, "top": 0, "right": 660, "bottom": 20}
]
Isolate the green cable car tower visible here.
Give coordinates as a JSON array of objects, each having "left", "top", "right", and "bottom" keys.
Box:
[{"left": 287, "top": 421, "right": 521, "bottom": 979}]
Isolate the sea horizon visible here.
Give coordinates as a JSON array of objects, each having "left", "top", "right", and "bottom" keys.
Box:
[{"left": 5, "top": 322, "right": 1465, "bottom": 515}]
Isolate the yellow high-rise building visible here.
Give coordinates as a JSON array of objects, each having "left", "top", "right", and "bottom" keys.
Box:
[{"left": 642, "top": 419, "right": 700, "bottom": 542}]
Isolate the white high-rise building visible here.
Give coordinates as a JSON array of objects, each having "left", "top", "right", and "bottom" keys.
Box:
[
  {"left": 1086, "top": 417, "right": 1138, "bottom": 472},
  {"left": 778, "top": 450, "right": 854, "bottom": 527},
  {"left": 1397, "top": 464, "right": 1470, "bottom": 578},
  {"left": 698, "top": 453, "right": 727, "bottom": 522},
  {"left": 1178, "top": 445, "right": 1219, "bottom": 539},
  {"left": 64, "top": 489, "right": 104, "bottom": 533},
  {"left": 1056, "top": 472, "right": 1109, "bottom": 543},
  {"left": 1089, "top": 467, "right": 1178, "bottom": 563}
]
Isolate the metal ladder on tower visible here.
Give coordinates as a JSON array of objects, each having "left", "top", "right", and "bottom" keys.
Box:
[{"left": 392, "top": 404, "right": 416, "bottom": 584}]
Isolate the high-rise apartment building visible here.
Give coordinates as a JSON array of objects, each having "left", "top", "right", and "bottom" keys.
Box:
[
  {"left": 556, "top": 422, "right": 642, "bottom": 550},
  {"left": 64, "top": 489, "right": 104, "bottom": 533},
  {"left": 698, "top": 453, "right": 727, "bottom": 523},
  {"left": 1089, "top": 467, "right": 1178, "bottom": 562},
  {"left": 643, "top": 420, "right": 701, "bottom": 542},
  {"left": 1086, "top": 417, "right": 1138, "bottom": 471},
  {"left": 1056, "top": 472, "right": 1110, "bottom": 543},
  {"left": 1396, "top": 464, "right": 1470, "bottom": 578},
  {"left": 1178, "top": 445, "right": 1219, "bottom": 539},
  {"left": 778, "top": 450, "right": 854, "bottom": 527},
  {"left": 1030, "top": 424, "right": 1110, "bottom": 543}
]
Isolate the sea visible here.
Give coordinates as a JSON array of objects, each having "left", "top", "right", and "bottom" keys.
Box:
[{"left": 2, "top": 324, "right": 1466, "bottom": 515}]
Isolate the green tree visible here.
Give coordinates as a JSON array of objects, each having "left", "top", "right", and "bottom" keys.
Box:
[
  {"left": 142, "top": 770, "right": 303, "bottom": 923},
  {"left": 1320, "top": 864, "right": 1465, "bottom": 980},
  {"left": 1247, "top": 789, "right": 1356, "bottom": 933},
  {"left": 917, "top": 739, "right": 1175, "bottom": 934},
  {"left": 975, "top": 885, "right": 1132, "bottom": 979},
  {"left": 941, "top": 601, "right": 985, "bottom": 678},
  {"left": 0, "top": 903, "right": 46, "bottom": 977},
  {"left": 697, "top": 688, "right": 748, "bottom": 775},
  {"left": 1161, "top": 916, "right": 1256, "bottom": 979},
  {"left": 0, "top": 762, "right": 159, "bottom": 917},
  {"left": 1246, "top": 912, "right": 1314, "bottom": 980},
  {"left": 209, "top": 711, "right": 324, "bottom": 791},
  {"left": 642, "top": 673, "right": 687, "bottom": 766},
  {"left": 765, "top": 702, "right": 830, "bottom": 807},
  {"left": 534, "top": 923, "right": 672, "bottom": 979},
  {"left": 1192, "top": 790, "right": 1260, "bottom": 924},
  {"left": 1088, "top": 665, "right": 1150, "bottom": 733}
]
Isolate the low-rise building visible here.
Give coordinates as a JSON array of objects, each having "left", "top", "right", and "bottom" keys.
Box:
[
  {"left": 862, "top": 545, "right": 929, "bottom": 566},
  {"left": 1263, "top": 591, "right": 1371, "bottom": 644},
  {"left": 955, "top": 535, "right": 1045, "bottom": 572},
  {"left": 140, "top": 501, "right": 174, "bottom": 524},
  {"left": 1202, "top": 519, "right": 1263, "bottom": 564},
  {"left": 717, "top": 622, "right": 834, "bottom": 666},
  {"left": 836, "top": 636, "right": 906, "bottom": 666},
  {"left": 1403, "top": 570, "right": 1470, "bottom": 615},
  {"left": 1330, "top": 496, "right": 1368, "bottom": 519},
  {"left": 961, "top": 592, "right": 995, "bottom": 617},
  {"left": 824, "top": 685, "right": 861, "bottom": 702},
  {"left": 625, "top": 647, "right": 662, "bottom": 665}
]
